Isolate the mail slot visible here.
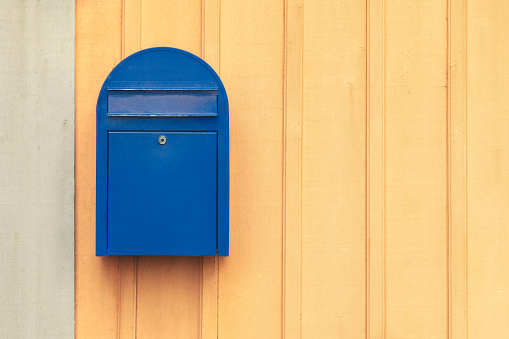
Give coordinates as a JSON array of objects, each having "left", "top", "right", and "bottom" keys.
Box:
[{"left": 96, "top": 47, "right": 229, "bottom": 256}]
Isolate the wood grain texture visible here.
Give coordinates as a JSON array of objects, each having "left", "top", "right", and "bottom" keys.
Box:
[
  {"left": 218, "top": 0, "right": 284, "bottom": 337},
  {"left": 75, "top": 1, "right": 122, "bottom": 338},
  {"left": 467, "top": 1, "right": 509, "bottom": 337},
  {"left": 301, "top": 1, "right": 367, "bottom": 337},
  {"left": 384, "top": 0, "right": 448, "bottom": 337}
]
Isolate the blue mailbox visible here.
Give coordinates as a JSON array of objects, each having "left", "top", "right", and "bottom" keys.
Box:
[{"left": 96, "top": 47, "right": 229, "bottom": 256}]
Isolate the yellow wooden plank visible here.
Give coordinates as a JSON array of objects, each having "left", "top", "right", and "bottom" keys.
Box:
[
  {"left": 118, "top": 2, "right": 141, "bottom": 338},
  {"left": 75, "top": 1, "right": 122, "bottom": 338},
  {"left": 140, "top": 0, "right": 202, "bottom": 56},
  {"left": 202, "top": 0, "right": 220, "bottom": 74},
  {"left": 122, "top": 0, "right": 141, "bottom": 58},
  {"left": 201, "top": 257, "right": 218, "bottom": 339},
  {"left": 218, "top": 0, "right": 284, "bottom": 337},
  {"left": 118, "top": 257, "right": 137, "bottom": 339},
  {"left": 136, "top": 258, "right": 202, "bottom": 338},
  {"left": 283, "top": 0, "right": 303, "bottom": 338},
  {"left": 201, "top": 0, "right": 220, "bottom": 338},
  {"left": 301, "top": 1, "right": 367, "bottom": 337},
  {"left": 449, "top": 0, "right": 467, "bottom": 337},
  {"left": 367, "top": 0, "right": 385, "bottom": 336},
  {"left": 131, "top": 2, "right": 204, "bottom": 338},
  {"left": 384, "top": 0, "right": 448, "bottom": 337},
  {"left": 467, "top": 1, "right": 509, "bottom": 337}
]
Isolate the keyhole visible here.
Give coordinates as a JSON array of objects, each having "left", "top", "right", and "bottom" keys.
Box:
[{"left": 158, "top": 135, "right": 167, "bottom": 145}]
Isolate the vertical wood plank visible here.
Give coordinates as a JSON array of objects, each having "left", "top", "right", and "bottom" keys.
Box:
[
  {"left": 75, "top": 1, "right": 122, "bottom": 338},
  {"left": 467, "top": 1, "right": 509, "bottom": 337},
  {"left": 283, "top": 0, "right": 303, "bottom": 338},
  {"left": 201, "top": 0, "right": 220, "bottom": 338},
  {"left": 449, "top": 0, "right": 467, "bottom": 337},
  {"left": 140, "top": 0, "right": 202, "bottom": 56},
  {"left": 202, "top": 0, "right": 220, "bottom": 73},
  {"left": 118, "top": 258, "right": 137, "bottom": 339},
  {"left": 201, "top": 257, "right": 218, "bottom": 339},
  {"left": 218, "top": 0, "right": 284, "bottom": 337},
  {"left": 367, "top": 0, "right": 385, "bottom": 337},
  {"left": 122, "top": 0, "right": 141, "bottom": 58},
  {"left": 136, "top": 258, "right": 202, "bottom": 338},
  {"left": 118, "top": 2, "right": 141, "bottom": 338},
  {"left": 384, "top": 0, "right": 448, "bottom": 337},
  {"left": 301, "top": 1, "right": 367, "bottom": 337},
  {"left": 132, "top": 1, "right": 204, "bottom": 337}
]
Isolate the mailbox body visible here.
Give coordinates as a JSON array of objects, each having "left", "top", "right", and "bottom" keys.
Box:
[{"left": 96, "top": 47, "right": 229, "bottom": 256}]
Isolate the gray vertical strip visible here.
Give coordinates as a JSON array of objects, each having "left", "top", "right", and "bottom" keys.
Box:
[{"left": 0, "top": 1, "right": 74, "bottom": 338}]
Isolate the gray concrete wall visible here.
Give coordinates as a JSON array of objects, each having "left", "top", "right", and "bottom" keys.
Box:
[{"left": 0, "top": 1, "right": 74, "bottom": 337}]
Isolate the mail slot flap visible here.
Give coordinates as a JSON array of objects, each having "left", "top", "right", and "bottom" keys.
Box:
[
  {"left": 107, "top": 81, "right": 219, "bottom": 91},
  {"left": 107, "top": 81, "right": 218, "bottom": 117}
]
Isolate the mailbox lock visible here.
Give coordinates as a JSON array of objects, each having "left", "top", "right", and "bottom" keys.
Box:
[{"left": 158, "top": 135, "right": 167, "bottom": 145}]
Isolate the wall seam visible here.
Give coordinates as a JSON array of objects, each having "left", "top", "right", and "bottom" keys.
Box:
[
  {"left": 365, "top": 0, "right": 370, "bottom": 337},
  {"left": 447, "top": 0, "right": 452, "bottom": 337}
]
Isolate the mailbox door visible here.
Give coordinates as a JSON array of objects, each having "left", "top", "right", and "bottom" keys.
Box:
[{"left": 107, "top": 131, "right": 217, "bottom": 255}]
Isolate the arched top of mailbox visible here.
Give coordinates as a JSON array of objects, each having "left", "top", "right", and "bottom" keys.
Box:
[{"left": 97, "top": 47, "right": 228, "bottom": 115}]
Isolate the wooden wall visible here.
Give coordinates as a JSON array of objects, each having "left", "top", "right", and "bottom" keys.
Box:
[{"left": 75, "top": 0, "right": 509, "bottom": 337}]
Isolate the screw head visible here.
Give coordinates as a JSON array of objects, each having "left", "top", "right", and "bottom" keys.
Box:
[{"left": 158, "top": 135, "right": 167, "bottom": 145}]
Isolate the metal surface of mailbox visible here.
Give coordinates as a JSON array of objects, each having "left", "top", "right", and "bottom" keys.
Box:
[{"left": 96, "top": 47, "right": 229, "bottom": 256}]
